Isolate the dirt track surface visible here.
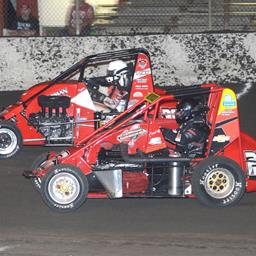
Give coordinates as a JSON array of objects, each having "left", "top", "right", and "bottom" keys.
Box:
[{"left": 0, "top": 91, "right": 256, "bottom": 256}]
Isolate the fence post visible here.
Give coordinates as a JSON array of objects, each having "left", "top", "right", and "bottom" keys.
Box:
[
  {"left": 224, "top": 0, "right": 230, "bottom": 30},
  {"left": 75, "top": 0, "right": 80, "bottom": 36},
  {"left": 208, "top": 0, "right": 212, "bottom": 31},
  {"left": 0, "top": 0, "right": 4, "bottom": 36}
]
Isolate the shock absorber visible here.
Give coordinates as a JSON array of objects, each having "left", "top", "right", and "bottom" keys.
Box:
[
  {"left": 94, "top": 111, "right": 102, "bottom": 130},
  {"left": 168, "top": 162, "right": 184, "bottom": 196}
]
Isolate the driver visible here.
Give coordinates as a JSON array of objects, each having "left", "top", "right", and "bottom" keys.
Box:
[
  {"left": 88, "top": 60, "right": 131, "bottom": 112},
  {"left": 161, "top": 98, "right": 210, "bottom": 157}
]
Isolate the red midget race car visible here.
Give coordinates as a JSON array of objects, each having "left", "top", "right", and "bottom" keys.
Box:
[
  {"left": 24, "top": 84, "right": 256, "bottom": 212},
  {"left": 0, "top": 48, "right": 159, "bottom": 159}
]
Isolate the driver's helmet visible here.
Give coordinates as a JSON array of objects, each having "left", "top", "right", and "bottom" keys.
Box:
[
  {"left": 106, "top": 60, "right": 130, "bottom": 90},
  {"left": 175, "top": 98, "right": 197, "bottom": 124}
]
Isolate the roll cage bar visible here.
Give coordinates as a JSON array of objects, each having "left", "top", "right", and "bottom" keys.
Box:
[
  {"left": 22, "top": 47, "right": 218, "bottom": 106},
  {"left": 23, "top": 48, "right": 150, "bottom": 106}
]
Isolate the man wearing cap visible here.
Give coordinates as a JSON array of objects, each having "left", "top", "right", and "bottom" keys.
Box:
[{"left": 16, "top": 4, "right": 39, "bottom": 36}]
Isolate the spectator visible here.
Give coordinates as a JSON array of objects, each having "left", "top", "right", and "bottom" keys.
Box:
[
  {"left": 68, "top": 0, "right": 95, "bottom": 36},
  {"left": 16, "top": 4, "right": 39, "bottom": 36}
]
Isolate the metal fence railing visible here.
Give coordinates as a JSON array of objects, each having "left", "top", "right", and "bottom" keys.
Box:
[{"left": 1, "top": 0, "right": 256, "bottom": 37}]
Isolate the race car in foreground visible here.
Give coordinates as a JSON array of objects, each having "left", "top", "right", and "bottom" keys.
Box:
[
  {"left": 0, "top": 48, "right": 159, "bottom": 159},
  {"left": 24, "top": 84, "right": 256, "bottom": 212}
]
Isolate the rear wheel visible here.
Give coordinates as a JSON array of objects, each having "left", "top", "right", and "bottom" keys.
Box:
[
  {"left": 31, "top": 152, "right": 49, "bottom": 192},
  {"left": 0, "top": 121, "right": 22, "bottom": 159},
  {"left": 192, "top": 156, "right": 246, "bottom": 207},
  {"left": 41, "top": 164, "right": 89, "bottom": 212}
]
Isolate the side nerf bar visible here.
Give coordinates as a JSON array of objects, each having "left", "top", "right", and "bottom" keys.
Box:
[{"left": 120, "top": 144, "right": 191, "bottom": 164}]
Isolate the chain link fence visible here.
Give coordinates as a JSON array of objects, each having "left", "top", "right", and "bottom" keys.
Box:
[{"left": 1, "top": 0, "right": 256, "bottom": 37}]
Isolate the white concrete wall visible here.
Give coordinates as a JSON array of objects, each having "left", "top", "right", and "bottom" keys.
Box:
[{"left": 0, "top": 33, "right": 256, "bottom": 98}]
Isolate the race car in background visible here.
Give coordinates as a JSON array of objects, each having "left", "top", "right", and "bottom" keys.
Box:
[
  {"left": 0, "top": 48, "right": 162, "bottom": 159},
  {"left": 23, "top": 84, "right": 256, "bottom": 212}
]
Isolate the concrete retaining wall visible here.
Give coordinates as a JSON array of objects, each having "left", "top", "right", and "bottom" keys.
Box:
[{"left": 0, "top": 33, "right": 256, "bottom": 98}]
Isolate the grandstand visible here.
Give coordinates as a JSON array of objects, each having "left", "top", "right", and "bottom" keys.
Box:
[
  {"left": 93, "top": 0, "right": 256, "bottom": 35},
  {"left": 1, "top": 0, "right": 256, "bottom": 36}
]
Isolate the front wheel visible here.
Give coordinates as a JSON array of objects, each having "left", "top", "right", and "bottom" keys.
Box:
[
  {"left": 192, "top": 156, "right": 246, "bottom": 207},
  {"left": 41, "top": 164, "right": 89, "bottom": 212},
  {"left": 0, "top": 121, "right": 22, "bottom": 159}
]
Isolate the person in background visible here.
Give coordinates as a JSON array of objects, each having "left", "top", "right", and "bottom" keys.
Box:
[
  {"left": 16, "top": 4, "right": 39, "bottom": 36},
  {"left": 68, "top": 0, "right": 95, "bottom": 36}
]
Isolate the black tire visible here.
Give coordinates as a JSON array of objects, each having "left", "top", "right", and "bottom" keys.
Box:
[
  {"left": 41, "top": 164, "right": 89, "bottom": 213},
  {"left": 0, "top": 120, "right": 22, "bottom": 159},
  {"left": 31, "top": 152, "right": 50, "bottom": 192},
  {"left": 192, "top": 156, "right": 246, "bottom": 207}
]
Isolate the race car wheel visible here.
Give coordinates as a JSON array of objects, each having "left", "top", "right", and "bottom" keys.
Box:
[
  {"left": 0, "top": 121, "right": 22, "bottom": 159},
  {"left": 31, "top": 152, "right": 50, "bottom": 192},
  {"left": 41, "top": 164, "right": 89, "bottom": 212},
  {"left": 192, "top": 156, "right": 246, "bottom": 207}
]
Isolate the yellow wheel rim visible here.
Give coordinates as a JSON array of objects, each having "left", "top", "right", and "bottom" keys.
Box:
[{"left": 204, "top": 168, "right": 235, "bottom": 199}]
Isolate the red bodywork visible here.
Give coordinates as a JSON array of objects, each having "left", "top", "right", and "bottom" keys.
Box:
[
  {"left": 0, "top": 49, "right": 156, "bottom": 148},
  {"left": 32, "top": 84, "right": 256, "bottom": 197}
]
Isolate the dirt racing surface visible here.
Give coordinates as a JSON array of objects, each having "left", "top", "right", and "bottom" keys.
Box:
[{"left": 0, "top": 91, "right": 256, "bottom": 256}]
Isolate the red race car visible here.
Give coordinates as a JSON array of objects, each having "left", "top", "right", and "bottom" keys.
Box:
[
  {"left": 0, "top": 48, "right": 161, "bottom": 159},
  {"left": 24, "top": 84, "right": 256, "bottom": 212}
]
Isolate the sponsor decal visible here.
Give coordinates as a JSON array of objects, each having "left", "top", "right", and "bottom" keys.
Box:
[
  {"left": 149, "top": 137, "right": 162, "bottom": 145},
  {"left": 145, "top": 92, "right": 160, "bottom": 103},
  {"left": 218, "top": 89, "right": 237, "bottom": 115},
  {"left": 135, "top": 85, "right": 149, "bottom": 90},
  {"left": 149, "top": 130, "right": 160, "bottom": 136},
  {"left": 161, "top": 108, "right": 176, "bottom": 119},
  {"left": 117, "top": 125, "right": 147, "bottom": 142},
  {"left": 223, "top": 94, "right": 236, "bottom": 107},
  {"left": 138, "top": 58, "right": 148, "bottom": 68},
  {"left": 136, "top": 78, "right": 148, "bottom": 83},
  {"left": 133, "top": 92, "right": 144, "bottom": 98},
  {"left": 245, "top": 151, "right": 256, "bottom": 176},
  {"left": 134, "top": 68, "right": 151, "bottom": 80},
  {"left": 135, "top": 85, "right": 149, "bottom": 88},
  {"left": 51, "top": 88, "right": 68, "bottom": 96},
  {"left": 213, "top": 135, "right": 230, "bottom": 143},
  {"left": 221, "top": 109, "right": 235, "bottom": 116}
]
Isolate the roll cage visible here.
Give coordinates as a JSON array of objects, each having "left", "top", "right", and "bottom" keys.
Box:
[{"left": 23, "top": 48, "right": 151, "bottom": 106}]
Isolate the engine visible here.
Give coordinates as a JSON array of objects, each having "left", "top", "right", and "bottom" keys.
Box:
[{"left": 29, "top": 95, "right": 73, "bottom": 144}]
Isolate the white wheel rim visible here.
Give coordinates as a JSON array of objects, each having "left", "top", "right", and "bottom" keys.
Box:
[
  {"left": 0, "top": 128, "right": 18, "bottom": 155},
  {"left": 48, "top": 172, "right": 80, "bottom": 205},
  {"left": 204, "top": 168, "right": 235, "bottom": 199}
]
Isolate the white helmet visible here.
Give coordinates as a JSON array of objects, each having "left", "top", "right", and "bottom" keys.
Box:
[{"left": 106, "top": 60, "right": 130, "bottom": 89}]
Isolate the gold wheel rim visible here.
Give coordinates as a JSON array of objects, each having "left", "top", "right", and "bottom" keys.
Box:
[{"left": 204, "top": 168, "right": 235, "bottom": 199}]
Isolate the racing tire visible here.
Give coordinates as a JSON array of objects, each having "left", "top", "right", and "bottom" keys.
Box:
[
  {"left": 41, "top": 164, "right": 89, "bottom": 213},
  {"left": 31, "top": 152, "right": 50, "bottom": 192},
  {"left": 0, "top": 121, "right": 22, "bottom": 159},
  {"left": 192, "top": 156, "right": 246, "bottom": 207}
]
